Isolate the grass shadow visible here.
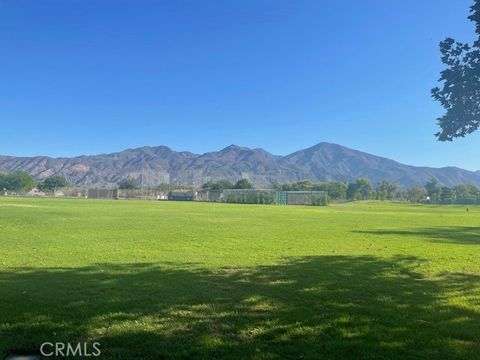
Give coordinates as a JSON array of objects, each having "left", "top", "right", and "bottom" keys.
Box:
[
  {"left": 1, "top": 256, "right": 479, "bottom": 359},
  {"left": 356, "top": 226, "right": 480, "bottom": 245}
]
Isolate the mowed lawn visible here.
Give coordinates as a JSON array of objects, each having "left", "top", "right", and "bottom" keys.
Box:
[{"left": 0, "top": 197, "right": 479, "bottom": 359}]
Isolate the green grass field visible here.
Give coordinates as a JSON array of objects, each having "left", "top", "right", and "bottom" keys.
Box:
[{"left": 0, "top": 197, "right": 479, "bottom": 359}]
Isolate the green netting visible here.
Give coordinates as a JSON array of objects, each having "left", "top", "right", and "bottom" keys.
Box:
[
  {"left": 223, "top": 189, "right": 277, "bottom": 204},
  {"left": 285, "top": 191, "right": 328, "bottom": 205}
]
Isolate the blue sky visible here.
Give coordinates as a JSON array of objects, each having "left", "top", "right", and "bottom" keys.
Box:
[{"left": 1, "top": 0, "right": 479, "bottom": 170}]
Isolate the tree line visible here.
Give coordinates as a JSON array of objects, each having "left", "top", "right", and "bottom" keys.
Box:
[
  {"left": 275, "top": 178, "right": 480, "bottom": 204},
  {"left": 201, "top": 178, "right": 254, "bottom": 190},
  {"left": 117, "top": 178, "right": 256, "bottom": 190},
  {"left": 0, "top": 172, "right": 69, "bottom": 194},
  {"left": 191, "top": 177, "right": 480, "bottom": 204},
  {"left": 3, "top": 172, "right": 480, "bottom": 205}
]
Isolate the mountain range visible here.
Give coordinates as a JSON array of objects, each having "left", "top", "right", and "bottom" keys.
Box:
[{"left": 0, "top": 142, "right": 479, "bottom": 188}]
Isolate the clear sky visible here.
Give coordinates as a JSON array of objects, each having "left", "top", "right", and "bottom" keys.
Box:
[{"left": 1, "top": 0, "right": 479, "bottom": 170}]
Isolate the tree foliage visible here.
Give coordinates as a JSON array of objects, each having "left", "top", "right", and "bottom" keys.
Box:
[
  {"left": 234, "top": 179, "right": 254, "bottom": 189},
  {"left": 118, "top": 178, "right": 138, "bottom": 190},
  {"left": 452, "top": 183, "right": 480, "bottom": 201},
  {"left": 37, "top": 176, "right": 70, "bottom": 192},
  {"left": 432, "top": 0, "right": 480, "bottom": 141},
  {"left": 255, "top": 177, "right": 479, "bottom": 204},
  {"left": 325, "top": 182, "right": 347, "bottom": 200},
  {"left": 347, "top": 178, "right": 372, "bottom": 200},
  {"left": 0, "top": 172, "right": 36, "bottom": 192},
  {"left": 275, "top": 181, "right": 347, "bottom": 200},
  {"left": 406, "top": 186, "right": 427, "bottom": 203},
  {"left": 375, "top": 180, "right": 398, "bottom": 200},
  {"left": 425, "top": 178, "right": 441, "bottom": 202},
  {"left": 202, "top": 179, "right": 255, "bottom": 190},
  {"left": 202, "top": 179, "right": 234, "bottom": 190}
]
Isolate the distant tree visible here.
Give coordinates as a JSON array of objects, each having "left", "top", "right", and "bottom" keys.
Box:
[
  {"left": 326, "top": 182, "right": 347, "bottom": 200},
  {"left": 440, "top": 186, "right": 454, "bottom": 203},
  {"left": 294, "top": 180, "right": 314, "bottom": 191},
  {"left": 277, "top": 180, "right": 320, "bottom": 191},
  {"left": 203, "top": 179, "right": 234, "bottom": 190},
  {"left": 311, "top": 193, "right": 330, "bottom": 206},
  {"left": 347, "top": 178, "right": 372, "bottom": 200},
  {"left": 346, "top": 182, "right": 357, "bottom": 200},
  {"left": 277, "top": 182, "right": 295, "bottom": 191},
  {"left": 216, "top": 179, "right": 234, "bottom": 189},
  {"left": 432, "top": 0, "right": 480, "bottom": 141},
  {"left": 312, "top": 183, "right": 328, "bottom": 192},
  {"left": 453, "top": 183, "right": 480, "bottom": 202},
  {"left": 274, "top": 181, "right": 347, "bottom": 200},
  {"left": 118, "top": 178, "right": 138, "bottom": 190},
  {"left": 0, "top": 173, "right": 13, "bottom": 191},
  {"left": 38, "top": 176, "right": 69, "bottom": 192},
  {"left": 425, "top": 178, "right": 441, "bottom": 202},
  {"left": 375, "top": 180, "right": 398, "bottom": 200},
  {"left": 234, "top": 178, "right": 254, "bottom": 189},
  {"left": 202, "top": 179, "right": 235, "bottom": 190},
  {"left": 202, "top": 181, "right": 214, "bottom": 190},
  {"left": 357, "top": 178, "right": 373, "bottom": 200},
  {"left": 406, "top": 186, "right": 427, "bottom": 203},
  {"left": 0, "top": 172, "right": 36, "bottom": 192}
]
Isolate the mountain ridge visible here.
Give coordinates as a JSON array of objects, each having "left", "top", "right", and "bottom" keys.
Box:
[{"left": 0, "top": 142, "right": 478, "bottom": 188}]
